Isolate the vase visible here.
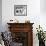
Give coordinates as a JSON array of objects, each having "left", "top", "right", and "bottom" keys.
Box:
[{"left": 39, "top": 40, "right": 45, "bottom": 46}]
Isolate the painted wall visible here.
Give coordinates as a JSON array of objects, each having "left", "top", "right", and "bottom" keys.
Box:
[
  {"left": 0, "top": 0, "right": 2, "bottom": 32},
  {"left": 2, "top": 0, "right": 40, "bottom": 30},
  {"left": 2, "top": 0, "right": 46, "bottom": 46},
  {"left": 40, "top": 0, "right": 46, "bottom": 14},
  {"left": 40, "top": 0, "right": 46, "bottom": 31},
  {"left": 2, "top": 0, "right": 40, "bottom": 46},
  {"left": 40, "top": 1, "right": 46, "bottom": 45}
]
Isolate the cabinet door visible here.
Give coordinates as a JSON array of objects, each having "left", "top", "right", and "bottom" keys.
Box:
[{"left": 11, "top": 32, "right": 28, "bottom": 46}]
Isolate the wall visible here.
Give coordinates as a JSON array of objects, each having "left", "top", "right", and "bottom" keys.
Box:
[
  {"left": 3, "top": 0, "right": 46, "bottom": 46},
  {"left": 40, "top": 0, "right": 46, "bottom": 32},
  {"left": 0, "top": 0, "right": 2, "bottom": 32},
  {"left": 40, "top": 0, "right": 46, "bottom": 14},
  {"left": 2, "top": 0, "right": 40, "bottom": 30},
  {"left": 40, "top": 1, "right": 46, "bottom": 45},
  {"left": 2, "top": 0, "right": 40, "bottom": 46}
]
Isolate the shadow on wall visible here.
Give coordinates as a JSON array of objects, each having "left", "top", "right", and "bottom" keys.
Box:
[
  {"left": 40, "top": 0, "right": 46, "bottom": 14},
  {"left": 0, "top": 0, "right": 2, "bottom": 32}
]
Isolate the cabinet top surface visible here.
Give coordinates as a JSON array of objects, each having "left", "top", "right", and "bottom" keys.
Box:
[{"left": 7, "top": 23, "right": 34, "bottom": 25}]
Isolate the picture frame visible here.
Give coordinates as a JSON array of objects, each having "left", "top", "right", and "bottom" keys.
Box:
[{"left": 14, "top": 5, "right": 27, "bottom": 16}]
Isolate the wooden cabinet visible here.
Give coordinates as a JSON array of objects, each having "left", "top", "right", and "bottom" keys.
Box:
[{"left": 7, "top": 23, "right": 34, "bottom": 46}]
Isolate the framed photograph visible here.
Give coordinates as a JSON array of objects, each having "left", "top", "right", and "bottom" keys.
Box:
[{"left": 14, "top": 5, "right": 27, "bottom": 16}]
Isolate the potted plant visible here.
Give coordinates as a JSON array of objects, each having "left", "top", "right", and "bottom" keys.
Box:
[{"left": 36, "top": 25, "right": 45, "bottom": 46}]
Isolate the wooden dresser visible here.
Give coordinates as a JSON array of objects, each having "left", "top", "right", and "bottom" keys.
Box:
[{"left": 7, "top": 23, "right": 34, "bottom": 46}]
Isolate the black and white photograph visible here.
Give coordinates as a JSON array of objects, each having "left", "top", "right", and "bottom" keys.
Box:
[{"left": 14, "top": 5, "right": 27, "bottom": 16}]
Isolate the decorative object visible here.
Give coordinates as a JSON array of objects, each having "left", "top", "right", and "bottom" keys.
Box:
[
  {"left": 14, "top": 5, "right": 27, "bottom": 16},
  {"left": 8, "top": 19, "right": 19, "bottom": 23},
  {"left": 0, "top": 32, "right": 5, "bottom": 46},
  {"left": 36, "top": 25, "right": 45, "bottom": 46},
  {"left": 1, "top": 31, "right": 12, "bottom": 46},
  {"left": 25, "top": 20, "right": 30, "bottom": 23}
]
